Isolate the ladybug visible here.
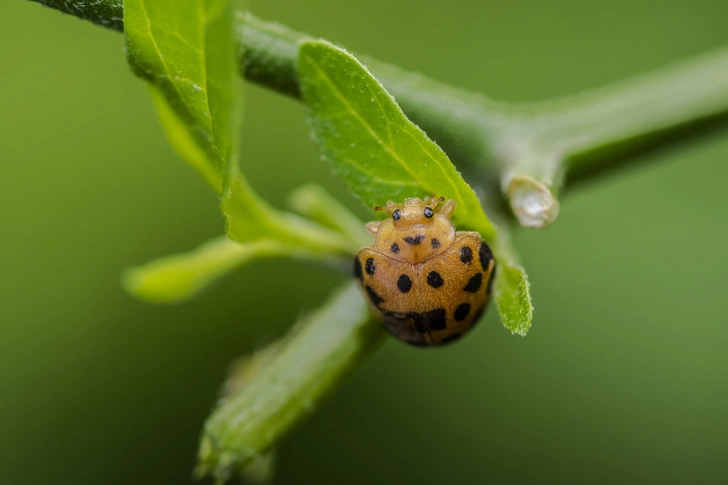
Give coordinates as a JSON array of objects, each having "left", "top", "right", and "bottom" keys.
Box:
[{"left": 354, "top": 196, "right": 496, "bottom": 347}]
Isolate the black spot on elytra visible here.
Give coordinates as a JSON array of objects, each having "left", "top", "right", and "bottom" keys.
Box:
[
  {"left": 427, "top": 271, "right": 444, "bottom": 288},
  {"left": 365, "top": 257, "right": 376, "bottom": 275},
  {"left": 397, "top": 274, "right": 412, "bottom": 293},
  {"left": 460, "top": 246, "right": 473, "bottom": 264},
  {"left": 412, "top": 308, "right": 447, "bottom": 333},
  {"left": 365, "top": 285, "right": 384, "bottom": 306},
  {"left": 486, "top": 264, "right": 497, "bottom": 294},
  {"left": 354, "top": 258, "right": 363, "bottom": 281},
  {"left": 463, "top": 273, "right": 482, "bottom": 293},
  {"left": 479, "top": 241, "right": 493, "bottom": 271},
  {"left": 431, "top": 238, "right": 441, "bottom": 249},
  {"left": 454, "top": 303, "right": 471, "bottom": 321},
  {"left": 390, "top": 242, "right": 400, "bottom": 254},
  {"left": 440, "top": 333, "right": 464, "bottom": 345},
  {"left": 404, "top": 235, "right": 425, "bottom": 246}
]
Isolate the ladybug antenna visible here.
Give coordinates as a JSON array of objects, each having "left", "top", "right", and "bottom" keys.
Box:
[
  {"left": 423, "top": 195, "right": 446, "bottom": 209},
  {"left": 373, "top": 200, "right": 401, "bottom": 214}
]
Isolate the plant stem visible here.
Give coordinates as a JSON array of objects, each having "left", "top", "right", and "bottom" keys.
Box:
[
  {"left": 31, "top": 0, "right": 728, "bottom": 229},
  {"left": 33, "top": 0, "right": 124, "bottom": 30},
  {"left": 497, "top": 46, "right": 728, "bottom": 210}
]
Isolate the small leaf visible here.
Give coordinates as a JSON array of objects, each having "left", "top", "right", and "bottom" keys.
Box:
[
  {"left": 122, "top": 233, "right": 359, "bottom": 304},
  {"left": 122, "top": 236, "right": 287, "bottom": 303},
  {"left": 495, "top": 262, "right": 532, "bottom": 336},
  {"left": 492, "top": 225, "right": 533, "bottom": 335},
  {"left": 298, "top": 40, "right": 496, "bottom": 241},
  {"left": 197, "top": 281, "right": 384, "bottom": 481}
]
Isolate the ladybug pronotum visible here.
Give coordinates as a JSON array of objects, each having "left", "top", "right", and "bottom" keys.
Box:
[{"left": 355, "top": 196, "right": 496, "bottom": 347}]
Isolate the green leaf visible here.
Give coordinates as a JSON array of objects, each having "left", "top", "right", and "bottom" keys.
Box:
[
  {"left": 298, "top": 40, "right": 495, "bottom": 241},
  {"left": 491, "top": 224, "right": 533, "bottom": 336},
  {"left": 217, "top": 343, "right": 283, "bottom": 484},
  {"left": 221, "top": 340, "right": 285, "bottom": 397},
  {"left": 124, "top": 0, "right": 355, "bottom": 258},
  {"left": 124, "top": 0, "right": 240, "bottom": 191},
  {"left": 197, "top": 281, "right": 384, "bottom": 481},
  {"left": 122, "top": 234, "right": 357, "bottom": 304},
  {"left": 121, "top": 236, "right": 288, "bottom": 303},
  {"left": 495, "top": 262, "right": 532, "bottom": 336}
]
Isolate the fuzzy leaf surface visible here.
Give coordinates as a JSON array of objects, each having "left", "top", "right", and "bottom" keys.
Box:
[{"left": 299, "top": 40, "right": 495, "bottom": 240}]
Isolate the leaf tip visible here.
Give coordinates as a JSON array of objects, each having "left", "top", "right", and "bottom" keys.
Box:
[
  {"left": 493, "top": 261, "right": 534, "bottom": 337},
  {"left": 120, "top": 266, "right": 149, "bottom": 300},
  {"left": 120, "top": 265, "right": 187, "bottom": 304}
]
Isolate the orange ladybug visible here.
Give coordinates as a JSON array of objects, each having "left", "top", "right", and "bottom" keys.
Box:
[{"left": 355, "top": 196, "right": 496, "bottom": 346}]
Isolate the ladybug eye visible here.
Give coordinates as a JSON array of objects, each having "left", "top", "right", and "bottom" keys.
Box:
[
  {"left": 392, "top": 209, "right": 401, "bottom": 221},
  {"left": 424, "top": 207, "right": 434, "bottom": 218}
]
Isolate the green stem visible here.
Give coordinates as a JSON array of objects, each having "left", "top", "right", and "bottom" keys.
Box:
[
  {"left": 32, "top": 0, "right": 124, "bottom": 30},
  {"left": 30, "top": 0, "right": 728, "bottom": 230},
  {"left": 522, "top": 47, "right": 728, "bottom": 182},
  {"left": 498, "top": 47, "right": 728, "bottom": 226}
]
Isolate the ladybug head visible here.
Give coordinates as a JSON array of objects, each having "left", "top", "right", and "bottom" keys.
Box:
[
  {"left": 374, "top": 196, "right": 455, "bottom": 226},
  {"left": 369, "top": 196, "right": 458, "bottom": 262}
]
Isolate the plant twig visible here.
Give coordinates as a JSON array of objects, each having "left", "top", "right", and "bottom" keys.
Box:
[
  {"left": 496, "top": 47, "right": 728, "bottom": 224},
  {"left": 32, "top": 0, "right": 124, "bottom": 30}
]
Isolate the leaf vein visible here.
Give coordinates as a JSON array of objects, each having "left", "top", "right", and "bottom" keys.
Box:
[
  {"left": 147, "top": 19, "right": 204, "bottom": 55},
  {"left": 139, "top": 0, "right": 214, "bottom": 145},
  {"left": 308, "top": 58, "right": 424, "bottom": 186}
]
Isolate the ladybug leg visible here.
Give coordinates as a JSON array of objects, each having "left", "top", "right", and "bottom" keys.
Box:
[{"left": 365, "top": 221, "right": 381, "bottom": 235}]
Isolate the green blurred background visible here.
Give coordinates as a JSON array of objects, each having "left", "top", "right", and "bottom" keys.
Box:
[{"left": 2, "top": 1, "right": 728, "bottom": 483}]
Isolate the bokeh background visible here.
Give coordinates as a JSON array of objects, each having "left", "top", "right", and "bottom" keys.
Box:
[{"left": 2, "top": 1, "right": 728, "bottom": 483}]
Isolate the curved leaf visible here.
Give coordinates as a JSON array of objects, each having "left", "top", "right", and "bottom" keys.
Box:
[
  {"left": 495, "top": 262, "right": 532, "bottom": 336},
  {"left": 298, "top": 40, "right": 495, "bottom": 241},
  {"left": 122, "top": 233, "right": 358, "bottom": 304},
  {"left": 491, "top": 225, "right": 533, "bottom": 336}
]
